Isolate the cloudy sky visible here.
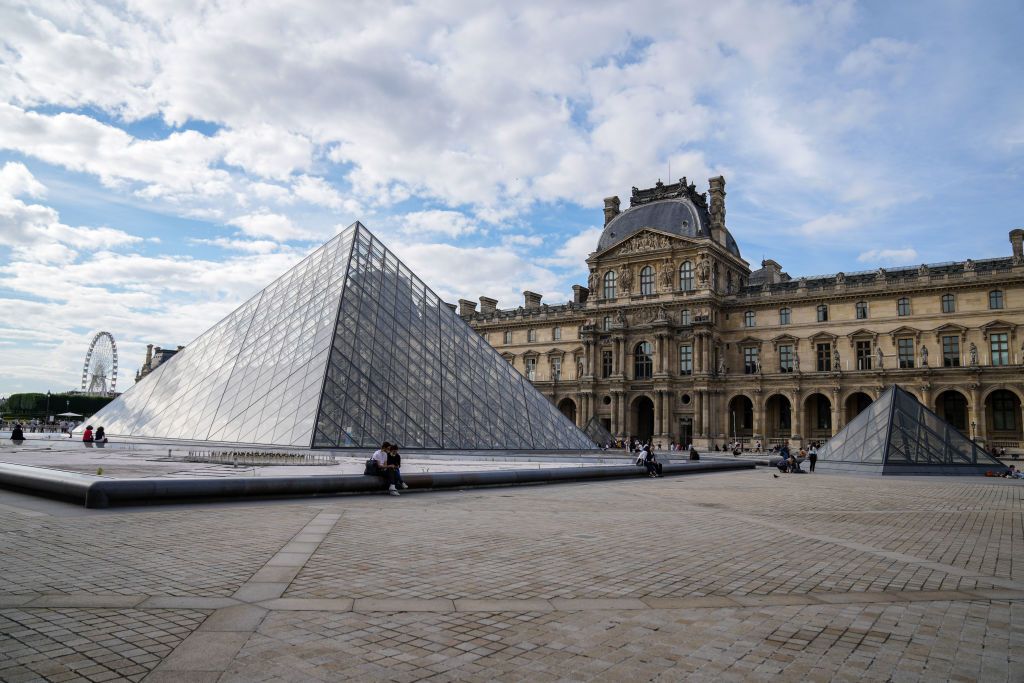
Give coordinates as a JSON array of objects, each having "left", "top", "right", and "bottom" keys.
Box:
[{"left": 1, "top": 0, "right": 1022, "bottom": 395}]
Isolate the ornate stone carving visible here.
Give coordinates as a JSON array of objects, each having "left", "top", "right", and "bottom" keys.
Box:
[
  {"left": 964, "top": 259, "right": 975, "bottom": 271},
  {"left": 835, "top": 272, "right": 845, "bottom": 284},
  {"left": 655, "top": 303, "right": 669, "bottom": 322},
  {"left": 918, "top": 264, "right": 929, "bottom": 276},
  {"left": 616, "top": 232, "right": 672, "bottom": 255},
  {"left": 793, "top": 354, "right": 800, "bottom": 373},
  {"left": 619, "top": 266, "right": 633, "bottom": 293},
  {"left": 920, "top": 345, "right": 929, "bottom": 367},
  {"left": 833, "top": 348, "right": 841, "bottom": 371},
  {"left": 587, "top": 270, "right": 599, "bottom": 293},
  {"left": 696, "top": 253, "right": 710, "bottom": 286},
  {"left": 969, "top": 342, "right": 979, "bottom": 366},
  {"left": 717, "top": 355, "right": 726, "bottom": 375},
  {"left": 660, "top": 261, "right": 673, "bottom": 291},
  {"left": 629, "top": 177, "right": 708, "bottom": 210},
  {"left": 875, "top": 267, "right": 886, "bottom": 280},
  {"left": 876, "top": 346, "right": 884, "bottom": 369},
  {"left": 616, "top": 309, "right": 628, "bottom": 326}
]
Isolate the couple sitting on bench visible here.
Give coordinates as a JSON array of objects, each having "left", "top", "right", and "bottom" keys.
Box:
[{"left": 367, "top": 442, "right": 408, "bottom": 496}]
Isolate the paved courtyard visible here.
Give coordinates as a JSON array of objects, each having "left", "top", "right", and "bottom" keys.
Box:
[{"left": 0, "top": 469, "right": 1021, "bottom": 682}]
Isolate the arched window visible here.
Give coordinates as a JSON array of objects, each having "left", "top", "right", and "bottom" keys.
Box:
[
  {"left": 744, "top": 311, "right": 755, "bottom": 327},
  {"left": 602, "top": 316, "right": 611, "bottom": 331},
  {"left": 897, "top": 297, "right": 911, "bottom": 316},
  {"left": 779, "top": 307, "right": 791, "bottom": 325},
  {"left": 633, "top": 341, "right": 653, "bottom": 379},
  {"left": 941, "top": 293, "right": 955, "bottom": 313},
  {"left": 640, "top": 266, "right": 655, "bottom": 295},
  {"left": 680, "top": 309, "right": 691, "bottom": 325},
  {"left": 989, "top": 290, "right": 1004, "bottom": 310},
  {"left": 816, "top": 304, "right": 829, "bottom": 322},
  {"left": 679, "top": 261, "right": 694, "bottom": 291},
  {"left": 855, "top": 301, "right": 868, "bottom": 319},
  {"left": 602, "top": 270, "right": 617, "bottom": 299}
]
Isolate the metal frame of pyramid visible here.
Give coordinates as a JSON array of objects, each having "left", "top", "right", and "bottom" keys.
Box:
[
  {"left": 83, "top": 222, "right": 596, "bottom": 450},
  {"left": 582, "top": 416, "right": 614, "bottom": 447},
  {"left": 818, "top": 384, "right": 1006, "bottom": 475}
]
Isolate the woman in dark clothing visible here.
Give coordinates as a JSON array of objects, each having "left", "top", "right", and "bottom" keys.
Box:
[
  {"left": 11, "top": 424, "right": 24, "bottom": 442},
  {"left": 388, "top": 445, "right": 409, "bottom": 490}
]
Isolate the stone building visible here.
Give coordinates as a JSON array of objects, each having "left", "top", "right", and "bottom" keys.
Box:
[
  {"left": 134, "top": 344, "right": 184, "bottom": 383},
  {"left": 462, "top": 177, "right": 1024, "bottom": 451}
]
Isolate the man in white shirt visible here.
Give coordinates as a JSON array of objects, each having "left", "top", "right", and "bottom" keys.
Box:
[{"left": 368, "top": 441, "right": 400, "bottom": 496}]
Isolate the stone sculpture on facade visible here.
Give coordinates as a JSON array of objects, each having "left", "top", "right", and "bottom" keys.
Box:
[
  {"left": 619, "top": 266, "right": 633, "bottom": 294},
  {"left": 969, "top": 342, "right": 979, "bottom": 366},
  {"left": 587, "top": 270, "right": 599, "bottom": 293},
  {"left": 793, "top": 353, "right": 800, "bottom": 373},
  {"left": 660, "top": 262, "right": 673, "bottom": 291},
  {"left": 920, "top": 345, "right": 929, "bottom": 367},
  {"left": 876, "top": 346, "right": 884, "bottom": 369},
  {"left": 833, "top": 348, "right": 841, "bottom": 371}
]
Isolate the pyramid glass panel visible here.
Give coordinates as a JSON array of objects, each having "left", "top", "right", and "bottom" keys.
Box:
[
  {"left": 582, "top": 416, "right": 614, "bottom": 447},
  {"left": 85, "top": 222, "right": 594, "bottom": 450},
  {"left": 818, "top": 385, "right": 1005, "bottom": 475}
]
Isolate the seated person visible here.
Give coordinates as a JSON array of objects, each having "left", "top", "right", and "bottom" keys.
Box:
[
  {"left": 387, "top": 445, "right": 409, "bottom": 490},
  {"left": 644, "top": 448, "right": 660, "bottom": 477},
  {"left": 368, "top": 441, "right": 400, "bottom": 496},
  {"left": 10, "top": 423, "right": 24, "bottom": 442}
]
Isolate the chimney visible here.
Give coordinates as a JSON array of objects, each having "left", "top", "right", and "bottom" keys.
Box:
[
  {"left": 760, "top": 259, "right": 784, "bottom": 284},
  {"left": 145, "top": 344, "right": 153, "bottom": 367},
  {"left": 572, "top": 284, "right": 588, "bottom": 304},
  {"left": 1010, "top": 229, "right": 1024, "bottom": 263},
  {"left": 523, "top": 291, "right": 542, "bottom": 309},
  {"left": 708, "top": 176, "right": 727, "bottom": 247},
  {"left": 478, "top": 296, "right": 498, "bottom": 315},
  {"left": 603, "top": 196, "right": 620, "bottom": 226},
  {"left": 458, "top": 299, "right": 477, "bottom": 316}
]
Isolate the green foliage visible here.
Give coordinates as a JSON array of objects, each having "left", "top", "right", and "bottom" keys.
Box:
[{"left": 2, "top": 392, "right": 115, "bottom": 419}]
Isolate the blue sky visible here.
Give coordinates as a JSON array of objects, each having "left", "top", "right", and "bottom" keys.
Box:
[{"left": 0, "top": 0, "right": 1022, "bottom": 395}]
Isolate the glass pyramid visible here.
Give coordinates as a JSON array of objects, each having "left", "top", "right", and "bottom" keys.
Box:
[
  {"left": 582, "top": 416, "right": 614, "bottom": 447},
  {"left": 818, "top": 384, "right": 1005, "bottom": 475},
  {"left": 84, "top": 222, "right": 596, "bottom": 451}
]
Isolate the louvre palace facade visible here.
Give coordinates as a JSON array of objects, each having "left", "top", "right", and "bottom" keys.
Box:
[{"left": 460, "top": 177, "right": 1024, "bottom": 451}]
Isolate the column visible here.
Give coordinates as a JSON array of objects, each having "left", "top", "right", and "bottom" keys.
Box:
[
  {"left": 970, "top": 385, "right": 983, "bottom": 442},
  {"left": 752, "top": 397, "right": 763, "bottom": 440},
  {"left": 621, "top": 339, "right": 629, "bottom": 378},
  {"left": 830, "top": 401, "right": 840, "bottom": 437},
  {"left": 703, "top": 392, "right": 711, "bottom": 437},
  {"left": 792, "top": 393, "right": 803, "bottom": 439},
  {"left": 618, "top": 392, "right": 627, "bottom": 437},
  {"left": 612, "top": 339, "right": 620, "bottom": 375},
  {"left": 663, "top": 391, "right": 672, "bottom": 435},
  {"left": 694, "top": 391, "right": 703, "bottom": 436},
  {"left": 653, "top": 390, "right": 662, "bottom": 437}
]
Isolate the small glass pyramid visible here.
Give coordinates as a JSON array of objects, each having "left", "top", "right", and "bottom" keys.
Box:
[
  {"left": 818, "top": 384, "right": 1005, "bottom": 475},
  {"left": 582, "top": 416, "right": 614, "bottom": 447},
  {"left": 84, "top": 222, "right": 596, "bottom": 450}
]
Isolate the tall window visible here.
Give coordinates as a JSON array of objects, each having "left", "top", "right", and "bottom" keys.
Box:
[
  {"left": 552, "top": 326, "right": 561, "bottom": 341},
  {"left": 779, "top": 345, "right": 794, "bottom": 372},
  {"left": 779, "top": 307, "right": 791, "bottom": 325},
  {"left": 743, "top": 347, "right": 759, "bottom": 374},
  {"left": 898, "top": 338, "right": 915, "bottom": 368},
  {"left": 817, "top": 304, "right": 829, "bottom": 322},
  {"left": 816, "top": 343, "right": 832, "bottom": 372},
  {"left": 679, "top": 344, "right": 693, "bottom": 375},
  {"left": 680, "top": 309, "right": 691, "bottom": 325},
  {"left": 816, "top": 395, "right": 832, "bottom": 430},
  {"left": 744, "top": 311, "right": 755, "bottom": 327},
  {"left": 989, "top": 290, "right": 1004, "bottom": 310},
  {"left": 525, "top": 357, "right": 537, "bottom": 381},
  {"left": 602, "top": 316, "right": 611, "bottom": 331},
  {"left": 551, "top": 357, "right": 561, "bottom": 380},
  {"left": 527, "top": 328, "right": 537, "bottom": 342},
  {"left": 856, "top": 341, "right": 872, "bottom": 370},
  {"left": 603, "top": 270, "right": 617, "bottom": 298},
  {"left": 679, "top": 261, "right": 694, "bottom": 291},
  {"left": 990, "top": 332, "right": 1009, "bottom": 366},
  {"left": 640, "top": 266, "right": 655, "bottom": 295},
  {"left": 601, "top": 350, "right": 613, "bottom": 378},
  {"left": 897, "top": 297, "right": 911, "bottom": 316},
  {"left": 503, "top": 330, "right": 512, "bottom": 344},
  {"left": 941, "top": 293, "right": 955, "bottom": 313},
  {"left": 992, "top": 391, "right": 1018, "bottom": 431},
  {"left": 942, "top": 335, "right": 960, "bottom": 367},
  {"left": 634, "top": 342, "right": 653, "bottom": 379},
  {"left": 856, "top": 301, "right": 868, "bottom": 319}
]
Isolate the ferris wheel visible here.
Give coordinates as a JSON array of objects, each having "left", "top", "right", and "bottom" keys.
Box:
[{"left": 81, "top": 331, "right": 118, "bottom": 395}]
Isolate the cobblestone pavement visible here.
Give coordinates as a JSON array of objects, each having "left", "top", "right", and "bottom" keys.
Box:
[{"left": 0, "top": 470, "right": 1021, "bottom": 682}]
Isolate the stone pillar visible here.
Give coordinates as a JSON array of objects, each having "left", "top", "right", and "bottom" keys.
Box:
[
  {"left": 694, "top": 391, "right": 704, "bottom": 436},
  {"left": 612, "top": 339, "right": 620, "bottom": 375},
  {"left": 663, "top": 391, "right": 672, "bottom": 436},
  {"left": 619, "top": 392, "right": 628, "bottom": 437},
  {"left": 792, "top": 392, "right": 803, "bottom": 441},
  {"left": 752, "top": 397, "right": 763, "bottom": 440},
  {"left": 830, "top": 399, "right": 840, "bottom": 437},
  {"left": 622, "top": 339, "right": 629, "bottom": 379},
  {"left": 970, "top": 385, "right": 983, "bottom": 442},
  {"left": 653, "top": 391, "right": 662, "bottom": 438}
]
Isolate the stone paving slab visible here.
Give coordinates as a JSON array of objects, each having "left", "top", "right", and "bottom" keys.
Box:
[{"left": 0, "top": 469, "right": 1022, "bottom": 681}]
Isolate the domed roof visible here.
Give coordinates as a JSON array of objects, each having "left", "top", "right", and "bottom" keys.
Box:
[
  {"left": 596, "top": 183, "right": 741, "bottom": 258},
  {"left": 598, "top": 178, "right": 741, "bottom": 258}
]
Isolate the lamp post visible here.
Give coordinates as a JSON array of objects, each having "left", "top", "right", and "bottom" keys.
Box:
[{"left": 45, "top": 391, "right": 50, "bottom": 425}]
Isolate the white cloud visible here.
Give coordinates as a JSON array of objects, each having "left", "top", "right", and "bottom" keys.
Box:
[
  {"left": 0, "top": 161, "right": 46, "bottom": 197},
  {"left": 503, "top": 234, "right": 544, "bottom": 247},
  {"left": 539, "top": 226, "right": 603, "bottom": 269},
  {"left": 219, "top": 125, "right": 313, "bottom": 180},
  {"left": 839, "top": 38, "right": 916, "bottom": 78},
  {"left": 857, "top": 247, "right": 918, "bottom": 265},
  {"left": 228, "top": 212, "right": 311, "bottom": 240},
  {"left": 796, "top": 213, "right": 859, "bottom": 237},
  {"left": 291, "top": 174, "right": 353, "bottom": 211},
  {"left": 190, "top": 237, "right": 284, "bottom": 254},
  {"left": 400, "top": 210, "right": 479, "bottom": 238}
]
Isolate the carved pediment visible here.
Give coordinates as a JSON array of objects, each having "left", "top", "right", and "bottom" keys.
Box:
[
  {"left": 599, "top": 229, "right": 689, "bottom": 258},
  {"left": 981, "top": 319, "right": 1017, "bottom": 340},
  {"left": 770, "top": 333, "right": 799, "bottom": 350},
  {"left": 846, "top": 328, "right": 878, "bottom": 346},
  {"left": 889, "top": 326, "right": 922, "bottom": 342},
  {"left": 933, "top": 323, "right": 968, "bottom": 341},
  {"left": 737, "top": 336, "right": 763, "bottom": 347}
]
